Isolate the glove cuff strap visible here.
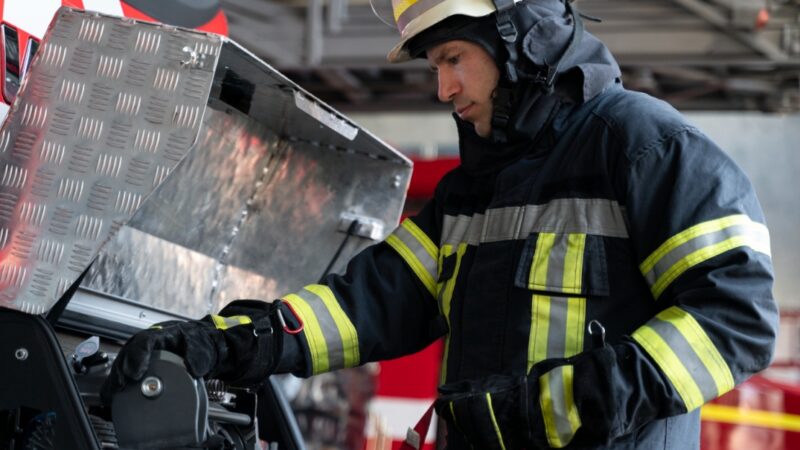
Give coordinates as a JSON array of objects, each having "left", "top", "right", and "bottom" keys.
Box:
[{"left": 276, "top": 301, "right": 304, "bottom": 335}]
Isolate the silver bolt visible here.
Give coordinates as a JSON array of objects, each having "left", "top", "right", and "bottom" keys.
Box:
[
  {"left": 181, "top": 46, "right": 206, "bottom": 68},
  {"left": 181, "top": 46, "right": 200, "bottom": 67},
  {"left": 392, "top": 175, "right": 402, "bottom": 189},
  {"left": 141, "top": 376, "right": 163, "bottom": 398},
  {"left": 14, "top": 348, "right": 28, "bottom": 361}
]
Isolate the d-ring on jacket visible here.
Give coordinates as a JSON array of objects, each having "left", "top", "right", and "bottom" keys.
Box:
[{"left": 278, "top": 7, "right": 779, "bottom": 450}]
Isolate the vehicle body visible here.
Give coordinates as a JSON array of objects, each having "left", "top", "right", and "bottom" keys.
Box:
[
  {"left": 0, "top": 0, "right": 228, "bottom": 121},
  {"left": 0, "top": 6, "right": 410, "bottom": 449}
]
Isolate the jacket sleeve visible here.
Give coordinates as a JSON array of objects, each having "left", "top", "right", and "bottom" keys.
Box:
[
  {"left": 278, "top": 196, "right": 445, "bottom": 377},
  {"left": 536, "top": 127, "right": 779, "bottom": 447}
]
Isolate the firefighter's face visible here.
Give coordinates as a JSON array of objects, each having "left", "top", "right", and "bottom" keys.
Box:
[{"left": 427, "top": 40, "right": 500, "bottom": 138}]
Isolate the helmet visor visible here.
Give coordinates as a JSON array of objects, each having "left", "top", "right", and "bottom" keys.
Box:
[
  {"left": 369, "top": 0, "right": 397, "bottom": 28},
  {"left": 370, "top": 0, "right": 450, "bottom": 34},
  {"left": 374, "top": 0, "right": 500, "bottom": 62}
]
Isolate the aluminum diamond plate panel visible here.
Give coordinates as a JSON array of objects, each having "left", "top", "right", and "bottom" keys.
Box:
[
  {"left": 0, "top": 8, "right": 221, "bottom": 314},
  {"left": 83, "top": 100, "right": 411, "bottom": 318},
  {"left": 80, "top": 39, "right": 412, "bottom": 320}
]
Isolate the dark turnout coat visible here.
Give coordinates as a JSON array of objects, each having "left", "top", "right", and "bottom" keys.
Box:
[{"left": 279, "top": 4, "right": 778, "bottom": 448}]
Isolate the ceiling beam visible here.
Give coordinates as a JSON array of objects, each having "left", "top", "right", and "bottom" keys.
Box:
[
  {"left": 670, "top": 0, "right": 790, "bottom": 62},
  {"left": 305, "top": 0, "right": 324, "bottom": 66},
  {"left": 314, "top": 68, "right": 372, "bottom": 103}
]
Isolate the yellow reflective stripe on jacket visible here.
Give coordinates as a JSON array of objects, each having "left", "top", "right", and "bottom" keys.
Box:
[
  {"left": 529, "top": 233, "right": 555, "bottom": 289},
  {"left": 282, "top": 284, "right": 360, "bottom": 375},
  {"left": 528, "top": 233, "right": 586, "bottom": 293},
  {"left": 404, "top": 218, "right": 438, "bottom": 261},
  {"left": 439, "top": 242, "right": 467, "bottom": 384},
  {"left": 529, "top": 295, "right": 587, "bottom": 373},
  {"left": 530, "top": 295, "right": 552, "bottom": 369},
  {"left": 632, "top": 306, "right": 734, "bottom": 411},
  {"left": 540, "top": 365, "right": 581, "bottom": 448},
  {"left": 562, "top": 234, "right": 586, "bottom": 293},
  {"left": 443, "top": 243, "right": 468, "bottom": 316},
  {"left": 564, "top": 296, "right": 586, "bottom": 361},
  {"left": 527, "top": 233, "right": 588, "bottom": 372},
  {"left": 641, "top": 215, "right": 771, "bottom": 299},
  {"left": 305, "top": 285, "right": 360, "bottom": 369},
  {"left": 211, "top": 315, "right": 252, "bottom": 330},
  {"left": 386, "top": 218, "right": 438, "bottom": 297},
  {"left": 283, "top": 293, "right": 330, "bottom": 374},
  {"left": 485, "top": 393, "right": 507, "bottom": 450},
  {"left": 449, "top": 401, "right": 459, "bottom": 431}
]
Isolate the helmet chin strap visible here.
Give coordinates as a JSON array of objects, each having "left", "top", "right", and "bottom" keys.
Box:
[{"left": 489, "top": 0, "right": 585, "bottom": 143}]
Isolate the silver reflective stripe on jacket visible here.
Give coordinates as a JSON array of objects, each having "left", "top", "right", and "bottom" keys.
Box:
[
  {"left": 540, "top": 365, "right": 581, "bottom": 448},
  {"left": 441, "top": 198, "right": 628, "bottom": 247},
  {"left": 640, "top": 214, "right": 770, "bottom": 299},
  {"left": 632, "top": 306, "right": 734, "bottom": 411},
  {"left": 386, "top": 218, "right": 439, "bottom": 297},
  {"left": 283, "top": 284, "right": 360, "bottom": 375}
]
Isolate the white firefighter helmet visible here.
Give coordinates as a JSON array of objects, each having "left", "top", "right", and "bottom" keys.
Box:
[{"left": 371, "top": 0, "right": 521, "bottom": 62}]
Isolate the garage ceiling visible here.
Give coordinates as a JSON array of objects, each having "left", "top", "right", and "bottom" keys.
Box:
[{"left": 221, "top": 0, "right": 800, "bottom": 112}]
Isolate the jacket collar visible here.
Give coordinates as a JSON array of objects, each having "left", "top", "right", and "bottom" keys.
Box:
[{"left": 457, "top": 1, "right": 620, "bottom": 177}]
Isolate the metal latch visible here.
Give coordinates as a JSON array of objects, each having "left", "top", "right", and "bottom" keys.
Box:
[{"left": 338, "top": 212, "right": 384, "bottom": 241}]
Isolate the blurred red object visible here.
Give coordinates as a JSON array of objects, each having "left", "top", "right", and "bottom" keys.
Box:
[
  {"left": 755, "top": 8, "right": 770, "bottom": 30},
  {"left": 407, "top": 157, "right": 460, "bottom": 199},
  {"left": 701, "top": 375, "right": 800, "bottom": 450}
]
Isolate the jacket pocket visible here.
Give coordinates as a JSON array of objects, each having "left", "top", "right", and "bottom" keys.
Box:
[
  {"left": 514, "top": 232, "right": 609, "bottom": 297},
  {"left": 517, "top": 232, "right": 610, "bottom": 371}
]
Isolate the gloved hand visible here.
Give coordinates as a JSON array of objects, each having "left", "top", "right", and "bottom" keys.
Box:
[
  {"left": 102, "top": 299, "right": 294, "bottom": 403},
  {"left": 435, "top": 357, "right": 581, "bottom": 450},
  {"left": 435, "top": 374, "right": 531, "bottom": 450}
]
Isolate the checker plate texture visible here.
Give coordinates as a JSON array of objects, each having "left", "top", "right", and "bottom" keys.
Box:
[{"left": 0, "top": 8, "right": 221, "bottom": 314}]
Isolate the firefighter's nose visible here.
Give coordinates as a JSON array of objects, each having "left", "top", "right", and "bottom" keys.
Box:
[{"left": 437, "top": 70, "right": 460, "bottom": 103}]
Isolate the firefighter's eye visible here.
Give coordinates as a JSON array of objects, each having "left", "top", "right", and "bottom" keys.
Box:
[{"left": 446, "top": 54, "right": 460, "bottom": 65}]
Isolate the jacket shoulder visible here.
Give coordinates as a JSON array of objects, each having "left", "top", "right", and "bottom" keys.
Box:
[{"left": 588, "top": 87, "right": 697, "bottom": 161}]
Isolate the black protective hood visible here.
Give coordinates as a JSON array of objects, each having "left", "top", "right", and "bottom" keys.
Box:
[
  {"left": 409, "top": 0, "right": 621, "bottom": 176},
  {"left": 514, "top": 0, "right": 621, "bottom": 104}
]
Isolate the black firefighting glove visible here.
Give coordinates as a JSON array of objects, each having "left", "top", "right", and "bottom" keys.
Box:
[
  {"left": 435, "top": 374, "right": 531, "bottom": 450},
  {"left": 102, "top": 299, "right": 292, "bottom": 403}
]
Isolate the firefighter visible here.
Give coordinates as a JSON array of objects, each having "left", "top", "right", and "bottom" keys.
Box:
[{"left": 104, "top": 0, "right": 779, "bottom": 448}]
